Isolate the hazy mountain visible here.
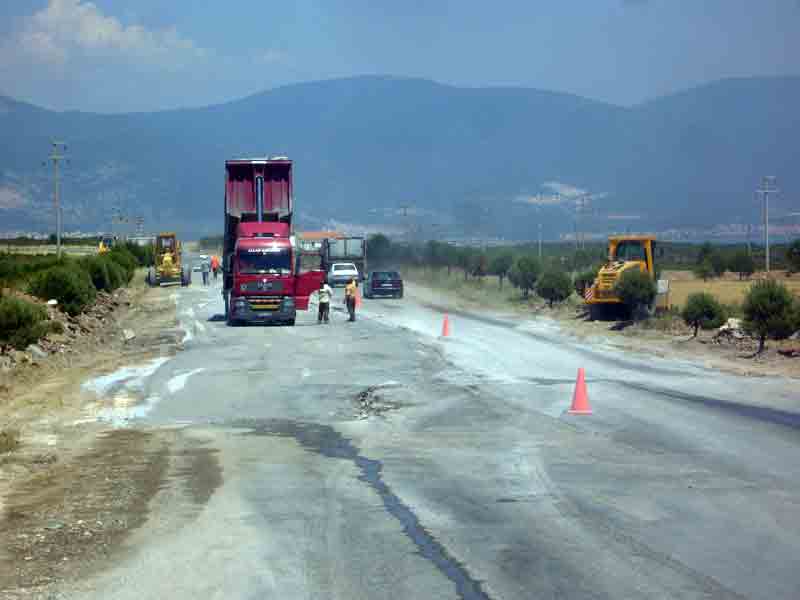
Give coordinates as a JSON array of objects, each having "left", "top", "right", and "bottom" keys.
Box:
[{"left": 1, "top": 75, "right": 797, "bottom": 239}]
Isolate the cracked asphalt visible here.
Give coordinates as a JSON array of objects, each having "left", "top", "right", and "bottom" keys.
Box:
[{"left": 57, "top": 277, "right": 800, "bottom": 599}]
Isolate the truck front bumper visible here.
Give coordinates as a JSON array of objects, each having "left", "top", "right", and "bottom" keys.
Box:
[{"left": 229, "top": 297, "right": 296, "bottom": 323}]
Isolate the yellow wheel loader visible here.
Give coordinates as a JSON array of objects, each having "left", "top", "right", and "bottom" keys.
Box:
[
  {"left": 584, "top": 235, "right": 657, "bottom": 320},
  {"left": 146, "top": 232, "right": 191, "bottom": 287}
]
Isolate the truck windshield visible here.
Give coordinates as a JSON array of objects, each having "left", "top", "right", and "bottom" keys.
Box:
[{"left": 237, "top": 248, "right": 292, "bottom": 274}]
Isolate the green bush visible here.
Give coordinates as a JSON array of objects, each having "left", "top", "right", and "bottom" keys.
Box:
[
  {"left": 681, "top": 292, "right": 727, "bottom": 337},
  {"left": 728, "top": 251, "right": 755, "bottom": 280},
  {"left": 104, "top": 258, "right": 126, "bottom": 290},
  {"left": 107, "top": 246, "right": 138, "bottom": 283},
  {"left": 709, "top": 252, "right": 727, "bottom": 278},
  {"left": 537, "top": 270, "right": 574, "bottom": 307},
  {"left": 0, "top": 295, "right": 48, "bottom": 349},
  {"left": 0, "top": 254, "right": 63, "bottom": 289},
  {"left": 29, "top": 264, "right": 96, "bottom": 316},
  {"left": 742, "top": 279, "right": 796, "bottom": 353},
  {"left": 614, "top": 269, "right": 656, "bottom": 319},
  {"left": 508, "top": 256, "right": 541, "bottom": 298},
  {"left": 122, "top": 241, "right": 154, "bottom": 267},
  {"left": 489, "top": 253, "right": 514, "bottom": 289},
  {"left": 80, "top": 255, "right": 113, "bottom": 292}
]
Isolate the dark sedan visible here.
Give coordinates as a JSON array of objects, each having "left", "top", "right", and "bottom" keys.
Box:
[{"left": 363, "top": 271, "right": 403, "bottom": 299}]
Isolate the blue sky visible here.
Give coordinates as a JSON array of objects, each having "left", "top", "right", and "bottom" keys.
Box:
[{"left": 0, "top": 0, "right": 797, "bottom": 112}]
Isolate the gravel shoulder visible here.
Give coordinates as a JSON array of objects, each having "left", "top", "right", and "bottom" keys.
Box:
[{"left": 0, "top": 283, "right": 199, "bottom": 597}]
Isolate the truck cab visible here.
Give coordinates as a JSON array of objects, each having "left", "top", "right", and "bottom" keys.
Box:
[{"left": 227, "top": 223, "right": 321, "bottom": 325}]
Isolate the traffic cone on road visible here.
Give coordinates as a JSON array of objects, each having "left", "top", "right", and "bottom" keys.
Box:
[
  {"left": 568, "top": 368, "right": 592, "bottom": 414},
  {"left": 355, "top": 287, "right": 362, "bottom": 308},
  {"left": 441, "top": 314, "right": 451, "bottom": 337}
]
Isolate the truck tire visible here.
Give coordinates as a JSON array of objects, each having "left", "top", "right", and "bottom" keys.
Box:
[
  {"left": 589, "top": 304, "right": 605, "bottom": 321},
  {"left": 146, "top": 267, "right": 156, "bottom": 287},
  {"left": 286, "top": 319, "right": 296, "bottom": 326}
]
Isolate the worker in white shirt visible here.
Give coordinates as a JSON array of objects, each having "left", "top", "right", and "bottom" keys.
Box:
[{"left": 317, "top": 280, "right": 333, "bottom": 323}]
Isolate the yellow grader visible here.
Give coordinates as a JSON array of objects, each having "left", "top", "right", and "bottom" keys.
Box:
[{"left": 146, "top": 232, "right": 191, "bottom": 286}]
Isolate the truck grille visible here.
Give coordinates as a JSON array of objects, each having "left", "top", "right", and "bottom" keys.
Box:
[
  {"left": 247, "top": 296, "right": 283, "bottom": 311},
  {"left": 241, "top": 280, "right": 284, "bottom": 292}
]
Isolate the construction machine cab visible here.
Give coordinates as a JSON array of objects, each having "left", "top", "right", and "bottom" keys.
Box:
[{"left": 607, "top": 236, "right": 656, "bottom": 277}]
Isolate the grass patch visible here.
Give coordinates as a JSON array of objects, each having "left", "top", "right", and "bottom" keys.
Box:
[
  {"left": 668, "top": 278, "right": 800, "bottom": 309},
  {"left": 404, "top": 267, "right": 535, "bottom": 309}
]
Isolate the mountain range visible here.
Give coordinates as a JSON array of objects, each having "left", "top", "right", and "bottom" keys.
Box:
[{"left": 1, "top": 75, "right": 798, "bottom": 239}]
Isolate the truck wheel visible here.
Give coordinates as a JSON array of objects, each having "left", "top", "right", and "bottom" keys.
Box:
[
  {"left": 286, "top": 319, "right": 296, "bottom": 326},
  {"left": 146, "top": 267, "right": 156, "bottom": 287},
  {"left": 589, "top": 304, "right": 605, "bottom": 321}
]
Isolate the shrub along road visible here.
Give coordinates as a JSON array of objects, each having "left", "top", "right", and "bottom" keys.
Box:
[{"left": 3, "top": 276, "right": 800, "bottom": 599}]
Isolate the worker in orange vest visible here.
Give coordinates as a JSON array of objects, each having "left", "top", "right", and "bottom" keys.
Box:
[{"left": 210, "top": 255, "right": 220, "bottom": 280}]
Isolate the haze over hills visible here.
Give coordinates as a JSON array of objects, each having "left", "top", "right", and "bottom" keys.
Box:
[{"left": 1, "top": 75, "right": 798, "bottom": 240}]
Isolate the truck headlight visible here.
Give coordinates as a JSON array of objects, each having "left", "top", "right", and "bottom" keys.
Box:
[{"left": 282, "top": 297, "right": 295, "bottom": 308}]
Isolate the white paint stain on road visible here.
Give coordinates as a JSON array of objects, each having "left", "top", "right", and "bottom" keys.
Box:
[
  {"left": 82, "top": 358, "right": 170, "bottom": 397},
  {"left": 166, "top": 368, "right": 205, "bottom": 395}
]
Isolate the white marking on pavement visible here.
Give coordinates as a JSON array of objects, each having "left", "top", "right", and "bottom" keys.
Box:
[
  {"left": 82, "top": 358, "right": 170, "bottom": 397},
  {"left": 166, "top": 368, "right": 205, "bottom": 394}
]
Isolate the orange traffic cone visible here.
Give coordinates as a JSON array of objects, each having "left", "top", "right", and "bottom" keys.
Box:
[
  {"left": 355, "top": 287, "right": 362, "bottom": 308},
  {"left": 568, "top": 368, "right": 592, "bottom": 414},
  {"left": 441, "top": 314, "right": 451, "bottom": 337}
]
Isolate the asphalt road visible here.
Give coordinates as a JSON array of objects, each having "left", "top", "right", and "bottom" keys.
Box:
[{"left": 63, "top": 276, "right": 800, "bottom": 599}]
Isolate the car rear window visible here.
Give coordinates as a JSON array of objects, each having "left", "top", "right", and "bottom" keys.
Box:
[
  {"left": 373, "top": 272, "right": 400, "bottom": 281},
  {"left": 333, "top": 264, "right": 356, "bottom": 271}
]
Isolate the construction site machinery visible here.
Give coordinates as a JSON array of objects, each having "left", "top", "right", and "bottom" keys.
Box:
[
  {"left": 321, "top": 237, "right": 366, "bottom": 281},
  {"left": 98, "top": 235, "right": 116, "bottom": 254},
  {"left": 584, "top": 235, "right": 657, "bottom": 319},
  {"left": 147, "top": 232, "right": 191, "bottom": 287},
  {"left": 222, "top": 157, "right": 324, "bottom": 326}
]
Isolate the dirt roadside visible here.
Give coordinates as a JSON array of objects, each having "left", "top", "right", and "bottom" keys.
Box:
[
  {"left": 403, "top": 280, "right": 800, "bottom": 380},
  {"left": 0, "top": 282, "right": 222, "bottom": 597}
]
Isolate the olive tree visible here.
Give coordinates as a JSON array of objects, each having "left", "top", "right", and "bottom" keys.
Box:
[
  {"left": 508, "top": 256, "right": 541, "bottom": 298},
  {"left": 537, "top": 270, "right": 574, "bottom": 307},
  {"left": 742, "top": 279, "right": 796, "bottom": 354},
  {"left": 681, "top": 292, "right": 726, "bottom": 337},
  {"left": 489, "top": 253, "right": 514, "bottom": 290},
  {"left": 728, "top": 251, "right": 755, "bottom": 280}
]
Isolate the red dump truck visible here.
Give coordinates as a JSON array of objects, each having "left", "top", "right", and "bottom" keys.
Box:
[{"left": 222, "top": 157, "right": 324, "bottom": 325}]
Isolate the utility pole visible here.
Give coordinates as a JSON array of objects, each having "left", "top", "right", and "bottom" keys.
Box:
[
  {"left": 538, "top": 222, "right": 542, "bottom": 259},
  {"left": 44, "top": 141, "right": 68, "bottom": 257},
  {"left": 757, "top": 176, "right": 778, "bottom": 275}
]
